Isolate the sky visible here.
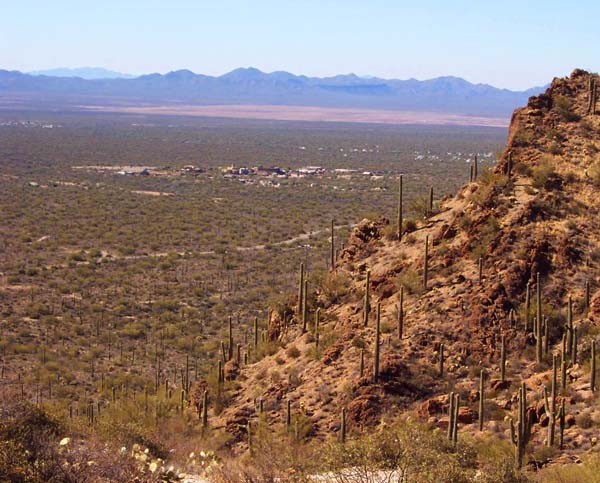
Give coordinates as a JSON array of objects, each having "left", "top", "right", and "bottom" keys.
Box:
[{"left": 2, "top": 0, "right": 599, "bottom": 90}]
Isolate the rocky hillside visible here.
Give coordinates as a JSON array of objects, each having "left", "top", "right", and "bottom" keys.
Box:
[{"left": 206, "top": 69, "right": 600, "bottom": 468}]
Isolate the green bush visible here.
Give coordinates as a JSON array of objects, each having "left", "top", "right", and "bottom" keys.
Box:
[{"left": 554, "top": 95, "right": 580, "bottom": 122}]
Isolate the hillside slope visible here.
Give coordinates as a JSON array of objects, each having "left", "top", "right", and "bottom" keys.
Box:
[{"left": 207, "top": 69, "right": 600, "bottom": 468}]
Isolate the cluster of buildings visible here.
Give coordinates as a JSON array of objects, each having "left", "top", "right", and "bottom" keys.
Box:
[
  {"left": 221, "top": 165, "right": 288, "bottom": 177},
  {"left": 220, "top": 165, "right": 372, "bottom": 179}
]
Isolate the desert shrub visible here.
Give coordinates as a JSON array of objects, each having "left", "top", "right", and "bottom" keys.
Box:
[
  {"left": 395, "top": 269, "right": 423, "bottom": 295},
  {"left": 470, "top": 216, "right": 501, "bottom": 260},
  {"left": 588, "top": 157, "right": 600, "bottom": 187},
  {"left": 0, "top": 394, "right": 152, "bottom": 483},
  {"left": 215, "top": 420, "right": 319, "bottom": 483},
  {"left": 548, "top": 142, "right": 563, "bottom": 155},
  {"left": 554, "top": 95, "right": 580, "bottom": 122},
  {"left": 576, "top": 411, "right": 594, "bottom": 429},
  {"left": 531, "top": 161, "right": 560, "bottom": 190},
  {"left": 285, "top": 345, "right": 301, "bottom": 359},
  {"left": 474, "top": 437, "right": 529, "bottom": 483},
  {"left": 403, "top": 218, "right": 418, "bottom": 233},
  {"left": 319, "top": 271, "right": 352, "bottom": 307},
  {"left": 409, "top": 194, "right": 438, "bottom": 218},
  {"left": 537, "top": 453, "right": 600, "bottom": 483},
  {"left": 322, "top": 418, "right": 476, "bottom": 483},
  {"left": 512, "top": 128, "right": 534, "bottom": 146},
  {"left": 382, "top": 223, "right": 398, "bottom": 241}
]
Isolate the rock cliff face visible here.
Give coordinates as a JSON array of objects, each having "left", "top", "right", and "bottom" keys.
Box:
[{"left": 212, "top": 70, "right": 600, "bottom": 463}]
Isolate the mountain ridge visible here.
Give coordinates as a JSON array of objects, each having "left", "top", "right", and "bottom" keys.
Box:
[{"left": 0, "top": 67, "right": 548, "bottom": 117}]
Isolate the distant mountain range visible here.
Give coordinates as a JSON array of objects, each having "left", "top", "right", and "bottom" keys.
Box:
[
  {"left": 28, "top": 67, "right": 136, "bottom": 80},
  {"left": 0, "top": 67, "right": 547, "bottom": 117}
]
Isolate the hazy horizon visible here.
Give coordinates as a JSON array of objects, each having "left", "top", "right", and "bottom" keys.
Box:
[
  {"left": 22, "top": 65, "right": 548, "bottom": 91},
  {"left": 2, "top": 0, "right": 599, "bottom": 91}
]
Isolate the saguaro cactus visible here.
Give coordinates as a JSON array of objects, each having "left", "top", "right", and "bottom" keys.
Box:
[
  {"left": 506, "top": 150, "right": 513, "bottom": 178},
  {"left": 479, "top": 369, "right": 485, "bottom": 431},
  {"left": 428, "top": 187, "right": 434, "bottom": 216},
  {"left": 447, "top": 392, "right": 460, "bottom": 445},
  {"left": 330, "top": 219, "right": 335, "bottom": 271},
  {"left": 561, "top": 348, "right": 567, "bottom": 391},
  {"left": 559, "top": 399, "right": 566, "bottom": 450},
  {"left": 228, "top": 316, "right": 234, "bottom": 361},
  {"left": 341, "top": 407, "right": 347, "bottom": 443},
  {"left": 363, "top": 270, "right": 371, "bottom": 326},
  {"left": 525, "top": 281, "right": 531, "bottom": 331},
  {"left": 447, "top": 391, "right": 455, "bottom": 441},
  {"left": 588, "top": 76, "right": 597, "bottom": 115},
  {"left": 302, "top": 280, "right": 308, "bottom": 333},
  {"left": 535, "top": 272, "right": 543, "bottom": 363},
  {"left": 373, "top": 303, "right": 381, "bottom": 383},
  {"left": 397, "top": 175, "right": 403, "bottom": 240},
  {"left": 510, "top": 382, "right": 533, "bottom": 469},
  {"left": 543, "top": 354, "right": 561, "bottom": 446},
  {"left": 314, "top": 308, "right": 320, "bottom": 348},
  {"left": 398, "top": 286, "right": 404, "bottom": 339},
  {"left": 359, "top": 349, "right": 364, "bottom": 377},
  {"left": 298, "top": 263, "right": 304, "bottom": 316},
  {"left": 478, "top": 257, "right": 483, "bottom": 285},
  {"left": 501, "top": 335, "right": 507, "bottom": 383},
  {"left": 201, "top": 390, "right": 208, "bottom": 428},
  {"left": 438, "top": 343, "right": 445, "bottom": 377},
  {"left": 591, "top": 340, "right": 596, "bottom": 392},
  {"left": 423, "top": 236, "right": 430, "bottom": 290},
  {"left": 586, "top": 280, "right": 591, "bottom": 311},
  {"left": 473, "top": 154, "right": 478, "bottom": 181},
  {"left": 254, "top": 317, "right": 259, "bottom": 348},
  {"left": 566, "top": 296, "right": 573, "bottom": 355}
]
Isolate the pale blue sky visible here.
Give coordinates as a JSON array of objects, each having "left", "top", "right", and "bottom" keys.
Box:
[{"left": 2, "top": 0, "right": 598, "bottom": 90}]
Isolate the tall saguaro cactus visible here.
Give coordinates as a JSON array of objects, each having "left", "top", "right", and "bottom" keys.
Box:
[
  {"left": 479, "top": 369, "right": 485, "bottom": 431},
  {"left": 373, "top": 303, "right": 381, "bottom": 383},
  {"left": 589, "top": 76, "right": 597, "bottom": 115},
  {"left": 428, "top": 187, "right": 434, "bottom": 216},
  {"left": 566, "top": 295, "right": 573, "bottom": 356},
  {"left": 398, "top": 286, "right": 404, "bottom": 339},
  {"left": 525, "top": 281, "right": 531, "bottom": 331},
  {"left": 510, "top": 382, "right": 533, "bottom": 469},
  {"left": 302, "top": 280, "right": 308, "bottom": 333},
  {"left": 298, "top": 263, "right": 304, "bottom": 317},
  {"left": 363, "top": 270, "right": 371, "bottom": 327},
  {"left": 330, "top": 219, "right": 335, "bottom": 271},
  {"left": 341, "top": 407, "right": 347, "bottom": 443},
  {"left": 397, "top": 175, "right": 403, "bottom": 241},
  {"left": 314, "top": 308, "right": 320, "bottom": 348},
  {"left": 535, "top": 272, "right": 543, "bottom": 363},
  {"left": 591, "top": 340, "right": 597, "bottom": 392},
  {"left": 254, "top": 317, "right": 259, "bottom": 349},
  {"left": 423, "top": 236, "right": 430, "bottom": 290},
  {"left": 447, "top": 392, "right": 459, "bottom": 445},
  {"left": 543, "top": 354, "right": 561, "bottom": 446},
  {"left": 228, "top": 316, "right": 234, "bottom": 361},
  {"left": 500, "top": 335, "right": 507, "bottom": 383}
]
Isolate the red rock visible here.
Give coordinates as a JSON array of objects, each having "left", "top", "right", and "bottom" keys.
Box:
[
  {"left": 490, "top": 379, "right": 512, "bottom": 391},
  {"left": 457, "top": 406, "right": 478, "bottom": 424},
  {"left": 418, "top": 396, "right": 447, "bottom": 418}
]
